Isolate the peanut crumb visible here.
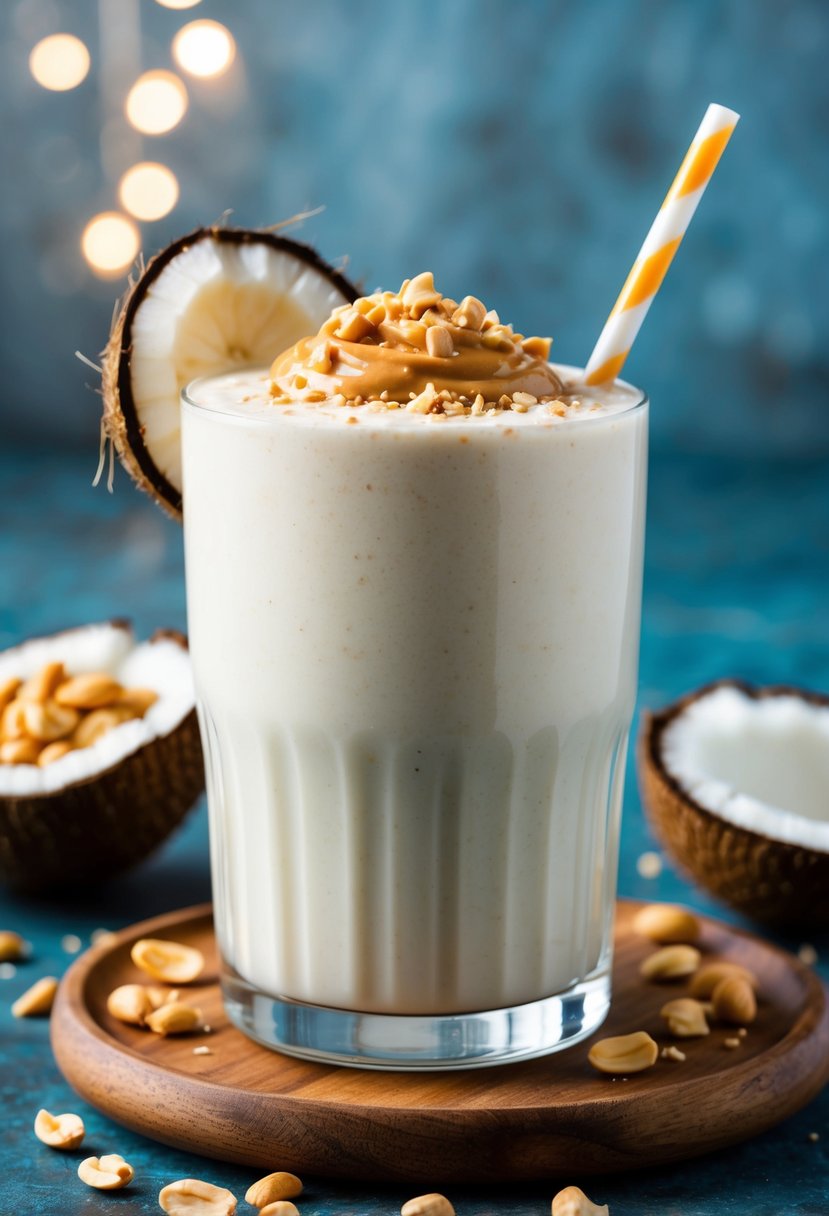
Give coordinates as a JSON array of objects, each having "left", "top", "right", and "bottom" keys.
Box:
[
  {"left": 808, "top": 1132, "right": 820, "bottom": 1142},
  {"left": 636, "top": 851, "right": 663, "bottom": 879},
  {"left": 660, "top": 1045, "right": 686, "bottom": 1062},
  {"left": 737, "top": 1027, "right": 748, "bottom": 1037},
  {"left": 91, "top": 928, "right": 116, "bottom": 948},
  {"left": 193, "top": 1045, "right": 212, "bottom": 1056},
  {"left": 723, "top": 1037, "right": 741, "bottom": 1049},
  {"left": 798, "top": 944, "right": 819, "bottom": 966}
]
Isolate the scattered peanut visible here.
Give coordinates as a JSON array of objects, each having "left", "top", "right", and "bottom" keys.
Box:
[
  {"left": 260, "top": 1205, "right": 300, "bottom": 1216},
  {"left": 22, "top": 699, "right": 79, "bottom": 742},
  {"left": 245, "top": 1171, "right": 303, "bottom": 1207},
  {"left": 78, "top": 1153, "right": 134, "bottom": 1189},
  {"left": 551, "top": 1184, "right": 609, "bottom": 1215},
  {"left": 688, "top": 962, "right": 757, "bottom": 999},
  {"left": 0, "top": 737, "right": 42, "bottom": 764},
  {"left": 37, "top": 740, "right": 74, "bottom": 766},
  {"left": 711, "top": 976, "right": 757, "bottom": 1025},
  {"left": 73, "top": 705, "right": 136, "bottom": 747},
  {"left": 146, "top": 1001, "right": 202, "bottom": 1036},
  {"left": 401, "top": 1194, "right": 455, "bottom": 1216},
  {"left": 12, "top": 975, "right": 58, "bottom": 1017},
  {"left": 0, "top": 676, "right": 21, "bottom": 712},
  {"left": 19, "top": 662, "right": 65, "bottom": 703},
  {"left": 660, "top": 998, "right": 710, "bottom": 1038},
  {"left": 723, "top": 1036, "right": 742, "bottom": 1049},
  {"left": 1, "top": 697, "right": 28, "bottom": 739},
  {"left": 54, "top": 672, "right": 124, "bottom": 709},
  {"left": 148, "top": 985, "right": 181, "bottom": 1009},
  {"left": 117, "top": 686, "right": 159, "bottom": 714},
  {"left": 588, "top": 1030, "right": 659, "bottom": 1075},
  {"left": 131, "top": 937, "right": 204, "bottom": 983},
  {"left": 0, "top": 930, "right": 26, "bottom": 962},
  {"left": 639, "top": 944, "right": 701, "bottom": 982},
  {"left": 34, "top": 1108, "right": 85, "bottom": 1149},
  {"left": 632, "top": 904, "right": 700, "bottom": 944},
  {"left": 107, "top": 983, "right": 154, "bottom": 1026},
  {"left": 159, "top": 1178, "right": 238, "bottom": 1215}
]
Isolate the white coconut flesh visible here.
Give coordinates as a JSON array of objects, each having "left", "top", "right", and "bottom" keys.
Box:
[
  {"left": 0, "top": 623, "right": 194, "bottom": 797},
  {"left": 662, "top": 684, "right": 829, "bottom": 850},
  {"left": 128, "top": 237, "right": 352, "bottom": 493}
]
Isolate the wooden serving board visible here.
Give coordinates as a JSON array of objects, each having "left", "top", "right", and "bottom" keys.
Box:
[{"left": 51, "top": 900, "right": 829, "bottom": 1183}]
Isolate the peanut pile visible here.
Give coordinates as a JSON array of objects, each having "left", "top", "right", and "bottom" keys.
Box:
[
  {"left": 0, "top": 662, "right": 157, "bottom": 766},
  {"left": 587, "top": 902, "right": 761, "bottom": 1075},
  {"left": 272, "top": 272, "right": 570, "bottom": 417}
]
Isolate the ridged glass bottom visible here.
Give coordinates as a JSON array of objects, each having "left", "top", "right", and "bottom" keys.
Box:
[{"left": 221, "top": 967, "right": 610, "bottom": 1070}]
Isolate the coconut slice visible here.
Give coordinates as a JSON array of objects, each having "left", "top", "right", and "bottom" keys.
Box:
[
  {"left": 0, "top": 622, "right": 203, "bottom": 893},
  {"left": 639, "top": 680, "right": 829, "bottom": 928},
  {"left": 103, "top": 227, "right": 357, "bottom": 519}
]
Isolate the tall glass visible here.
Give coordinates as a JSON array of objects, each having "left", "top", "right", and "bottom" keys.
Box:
[{"left": 181, "top": 369, "right": 648, "bottom": 1069}]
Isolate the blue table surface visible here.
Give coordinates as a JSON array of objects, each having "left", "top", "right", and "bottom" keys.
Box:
[{"left": 1, "top": 441, "right": 828, "bottom": 1216}]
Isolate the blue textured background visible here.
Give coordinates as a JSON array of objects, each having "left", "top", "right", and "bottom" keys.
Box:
[
  {"left": 2, "top": 0, "right": 829, "bottom": 453},
  {"left": 2, "top": 0, "right": 829, "bottom": 1212}
]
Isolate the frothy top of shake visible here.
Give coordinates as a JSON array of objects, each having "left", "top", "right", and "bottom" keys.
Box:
[{"left": 270, "top": 272, "right": 567, "bottom": 416}]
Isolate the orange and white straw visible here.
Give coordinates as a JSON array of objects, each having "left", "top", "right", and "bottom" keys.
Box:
[{"left": 584, "top": 103, "right": 740, "bottom": 385}]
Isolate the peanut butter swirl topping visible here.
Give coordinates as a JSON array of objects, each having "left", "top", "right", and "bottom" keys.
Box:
[{"left": 270, "top": 273, "right": 564, "bottom": 415}]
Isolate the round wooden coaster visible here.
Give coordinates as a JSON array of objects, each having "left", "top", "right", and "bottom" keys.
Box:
[{"left": 51, "top": 900, "right": 829, "bottom": 1183}]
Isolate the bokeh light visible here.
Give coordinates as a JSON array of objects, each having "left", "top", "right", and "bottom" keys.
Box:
[
  {"left": 119, "top": 162, "right": 180, "bottom": 221},
  {"left": 29, "top": 33, "right": 90, "bottom": 91},
  {"left": 81, "top": 212, "right": 140, "bottom": 278},
  {"left": 155, "top": 0, "right": 202, "bottom": 7},
  {"left": 125, "top": 70, "right": 188, "bottom": 135},
  {"left": 172, "top": 20, "right": 236, "bottom": 79}
]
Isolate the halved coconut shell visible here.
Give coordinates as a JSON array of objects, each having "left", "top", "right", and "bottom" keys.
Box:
[
  {"left": 639, "top": 679, "right": 829, "bottom": 928},
  {"left": 102, "top": 226, "right": 357, "bottom": 520},
  {"left": 0, "top": 622, "right": 203, "bottom": 894}
]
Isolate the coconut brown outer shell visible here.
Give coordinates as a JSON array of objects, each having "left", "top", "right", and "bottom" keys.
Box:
[
  {"left": 103, "top": 225, "right": 359, "bottom": 521},
  {"left": 0, "top": 626, "right": 204, "bottom": 894},
  {"left": 0, "top": 710, "right": 203, "bottom": 894},
  {"left": 638, "top": 681, "right": 829, "bottom": 930}
]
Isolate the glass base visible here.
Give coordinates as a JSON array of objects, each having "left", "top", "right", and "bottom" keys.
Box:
[{"left": 221, "top": 970, "right": 611, "bottom": 1071}]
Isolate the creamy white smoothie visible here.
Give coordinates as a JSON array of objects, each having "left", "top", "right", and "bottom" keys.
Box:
[{"left": 181, "top": 277, "right": 647, "bottom": 1032}]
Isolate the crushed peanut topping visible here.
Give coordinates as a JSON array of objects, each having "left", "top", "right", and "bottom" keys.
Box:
[{"left": 270, "top": 272, "right": 567, "bottom": 416}]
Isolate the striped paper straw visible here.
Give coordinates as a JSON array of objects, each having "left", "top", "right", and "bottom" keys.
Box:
[{"left": 584, "top": 103, "right": 740, "bottom": 385}]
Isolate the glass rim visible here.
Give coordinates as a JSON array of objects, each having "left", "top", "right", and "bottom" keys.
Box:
[{"left": 181, "top": 364, "right": 649, "bottom": 427}]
